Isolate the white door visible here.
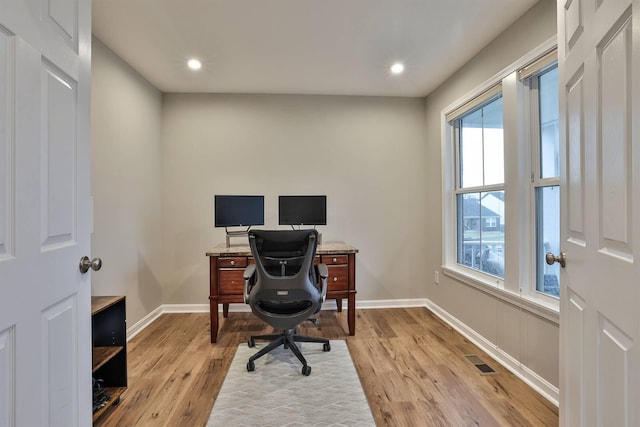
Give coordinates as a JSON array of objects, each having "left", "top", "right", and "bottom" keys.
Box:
[
  {"left": 557, "top": 0, "right": 640, "bottom": 425},
  {"left": 0, "top": 0, "right": 92, "bottom": 426}
]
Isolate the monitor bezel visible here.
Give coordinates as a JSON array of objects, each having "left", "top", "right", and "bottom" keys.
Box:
[
  {"left": 214, "top": 195, "right": 265, "bottom": 228},
  {"left": 278, "top": 195, "right": 327, "bottom": 226}
]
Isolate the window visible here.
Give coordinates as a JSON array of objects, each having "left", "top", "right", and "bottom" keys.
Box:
[
  {"left": 528, "top": 65, "right": 560, "bottom": 298},
  {"left": 453, "top": 94, "right": 505, "bottom": 279},
  {"left": 442, "top": 44, "right": 560, "bottom": 312}
]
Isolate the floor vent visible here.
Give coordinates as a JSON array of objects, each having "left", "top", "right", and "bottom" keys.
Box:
[{"left": 464, "top": 354, "right": 497, "bottom": 375}]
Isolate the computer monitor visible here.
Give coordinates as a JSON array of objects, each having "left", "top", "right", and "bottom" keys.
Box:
[
  {"left": 278, "top": 195, "right": 327, "bottom": 226},
  {"left": 214, "top": 195, "right": 264, "bottom": 228}
]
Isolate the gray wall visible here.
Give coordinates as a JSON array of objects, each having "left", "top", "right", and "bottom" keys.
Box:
[
  {"left": 423, "top": 0, "right": 559, "bottom": 388},
  {"left": 89, "top": 0, "right": 559, "bottom": 395},
  {"left": 90, "top": 40, "right": 429, "bottom": 323},
  {"left": 91, "top": 37, "right": 165, "bottom": 326},
  {"left": 160, "top": 93, "right": 429, "bottom": 304}
]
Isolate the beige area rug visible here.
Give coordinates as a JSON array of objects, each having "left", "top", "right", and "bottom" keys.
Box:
[{"left": 206, "top": 340, "right": 376, "bottom": 426}]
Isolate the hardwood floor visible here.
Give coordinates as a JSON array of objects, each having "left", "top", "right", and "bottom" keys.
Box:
[{"left": 94, "top": 308, "right": 558, "bottom": 426}]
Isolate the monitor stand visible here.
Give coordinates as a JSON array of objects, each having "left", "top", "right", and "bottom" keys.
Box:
[{"left": 225, "top": 227, "right": 251, "bottom": 247}]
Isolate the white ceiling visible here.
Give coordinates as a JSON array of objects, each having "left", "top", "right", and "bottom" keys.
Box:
[{"left": 92, "top": 0, "right": 538, "bottom": 97}]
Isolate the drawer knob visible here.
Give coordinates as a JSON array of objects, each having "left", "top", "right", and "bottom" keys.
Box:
[
  {"left": 333, "top": 277, "right": 338, "bottom": 282},
  {"left": 332, "top": 257, "right": 337, "bottom": 263},
  {"left": 230, "top": 260, "right": 235, "bottom": 266}
]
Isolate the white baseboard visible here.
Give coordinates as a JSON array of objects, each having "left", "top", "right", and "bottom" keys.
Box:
[
  {"left": 162, "top": 303, "right": 211, "bottom": 313},
  {"left": 354, "top": 298, "right": 430, "bottom": 309},
  {"left": 210, "top": 299, "right": 430, "bottom": 311},
  {"left": 125, "top": 304, "right": 210, "bottom": 340},
  {"left": 152, "top": 298, "right": 430, "bottom": 317},
  {"left": 126, "top": 297, "right": 559, "bottom": 406},
  {"left": 126, "top": 306, "right": 163, "bottom": 340},
  {"left": 425, "top": 298, "right": 559, "bottom": 406},
  {"left": 125, "top": 299, "right": 427, "bottom": 339}
]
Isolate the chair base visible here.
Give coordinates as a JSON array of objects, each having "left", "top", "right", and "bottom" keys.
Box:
[{"left": 246, "top": 329, "right": 330, "bottom": 376}]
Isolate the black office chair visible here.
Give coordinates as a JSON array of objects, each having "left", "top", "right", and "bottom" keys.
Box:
[{"left": 243, "top": 229, "right": 330, "bottom": 376}]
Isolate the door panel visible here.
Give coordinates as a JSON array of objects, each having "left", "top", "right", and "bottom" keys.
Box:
[
  {"left": 0, "top": 27, "right": 13, "bottom": 260},
  {"left": 598, "top": 15, "right": 631, "bottom": 257},
  {"left": 44, "top": 0, "right": 78, "bottom": 48},
  {"left": 41, "top": 60, "right": 77, "bottom": 249},
  {"left": 43, "top": 296, "right": 78, "bottom": 426},
  {"left": 567, "top": 70, "right": 585, "bottom": 242},
  {"left": 598, "top": 315, "right": 631, "bottom": 426},
  {"left": 0, "top": 326, "right": 15, "bottom": 426},
  {"left": 565, "top": 0, "right": 583, "bottom": 49},
  {"left": 565, "top": 290, "right": 585, "bottom": 427}
]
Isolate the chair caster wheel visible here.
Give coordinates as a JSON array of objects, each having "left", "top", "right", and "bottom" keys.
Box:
[
  {"left": 302, "top": 365, "right": 311, "bottom": 376},
  {"left": 248, "top": 338, "right": 255, "bottom": 348},
  {"left": 247, "top": 361, "right": 255, "bottom": 372},
  {"left": 323, "top": 343, "right": 331, "bottom": 352}
]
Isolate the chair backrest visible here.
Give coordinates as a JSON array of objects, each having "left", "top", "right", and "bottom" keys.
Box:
[{"left": 247, "top": 230, "right": 321, "bottom": 326}]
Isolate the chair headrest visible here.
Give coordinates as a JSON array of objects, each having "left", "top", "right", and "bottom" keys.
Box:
[{"left": 249, "top": 230, "right": 317, "bottom": 257}]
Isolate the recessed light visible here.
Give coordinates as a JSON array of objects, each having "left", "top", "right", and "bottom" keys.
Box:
[
  {"left": 390, "top": 62, "right": 405, "bottom": 75},
  {"left": 187, "top": 59, "right": 202, "bottom": 70}
]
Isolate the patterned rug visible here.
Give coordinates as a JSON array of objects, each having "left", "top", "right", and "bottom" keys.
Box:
[{"left": 206, "top": 340, "right": 375, "bottom": 426}]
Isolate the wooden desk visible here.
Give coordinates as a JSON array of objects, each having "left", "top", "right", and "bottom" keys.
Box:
[{"left": 206, "top": 241, "right": 358, "bottom": 343}]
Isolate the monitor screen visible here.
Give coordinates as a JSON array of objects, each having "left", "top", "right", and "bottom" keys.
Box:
[
  {"left": 214, "top": 195, "right": 264, "bottom": 227},
  {"left": 278, "top": 195, "right": 327, "bottom": 226}
]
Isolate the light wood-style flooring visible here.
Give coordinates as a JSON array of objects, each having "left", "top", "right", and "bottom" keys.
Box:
[{"left": 95, "top": 308, "right": 558, "bottom": 426}]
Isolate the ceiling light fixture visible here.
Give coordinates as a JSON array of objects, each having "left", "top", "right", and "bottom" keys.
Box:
[
  {"left": 187, "top": 59, "right": 202, "bottom": 70},
  {"left": 390, "top": 62, "right": 405, "bottom": 75}
]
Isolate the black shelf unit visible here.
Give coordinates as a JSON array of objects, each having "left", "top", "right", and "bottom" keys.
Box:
[{"left": 91, "top": 296, "right": 127, "bottom": 422}]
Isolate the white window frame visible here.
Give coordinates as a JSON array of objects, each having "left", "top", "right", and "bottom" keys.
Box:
[
  {"left": 523, "top": 60, "right": 560, "bottom": 304},
  {"left": 441, "top": 37, "right": 559, "bottom": 322},
  {"left": 451, "top": 90, "right": 505, "bottom": 283}
]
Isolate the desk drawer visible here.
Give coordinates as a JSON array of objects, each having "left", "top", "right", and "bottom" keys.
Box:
[
  {"left": 326, "top": 265, "right": 348, "bottom": 291},
  {"left": 321, "top": 255, "right": 348, "bottom": 265},
  {"left": 218, "top": 270, "right": 245, "bottom": 294},
  {"left": 217, "top": 257, "right": 247, "bottom": 268}
]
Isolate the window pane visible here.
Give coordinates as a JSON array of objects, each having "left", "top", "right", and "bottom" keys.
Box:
[
  {"left": 458, "top": 193, "right": 481, "bottom": 270},
  {"left": 459, "top": 97, "right": 504, "bottom": 188},
  {"left": 479, "top": 191, "right": 504, "bottom": 277},
  {"left": 536, "top": 185, "right": 560, "bottom": 297},
  {"left": 539, "top": 67, "right": 559, "bottom": 179},
  {"left": 483, "top": 97, "right": 504, "bottom": 185},
  {"left": 457, "top": 191, "right": 504, "bottom": 278},
  {"left": 460, "top": 109, "right": 484, "bottom": 188}
]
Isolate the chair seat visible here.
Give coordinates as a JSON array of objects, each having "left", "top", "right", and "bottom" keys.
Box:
[{"left": 256, "top": 300, "right": 312, "bottom": 315}]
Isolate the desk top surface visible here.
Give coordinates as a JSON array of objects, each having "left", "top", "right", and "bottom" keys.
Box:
[{"left": 206, "top": 241, "right": 358, "bottom": 257}]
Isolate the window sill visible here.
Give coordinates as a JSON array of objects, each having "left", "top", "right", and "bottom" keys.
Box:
[{"left": 441, "top": 265, "right": 559, "bottom": 325}]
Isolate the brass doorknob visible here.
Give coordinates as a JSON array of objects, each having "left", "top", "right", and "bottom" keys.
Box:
[
  {"left": 79, "top": 256, "right": 103, "bottom": 274},
  {"left": 545, "top": 252, "right": 566, "bottom": 268}
]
